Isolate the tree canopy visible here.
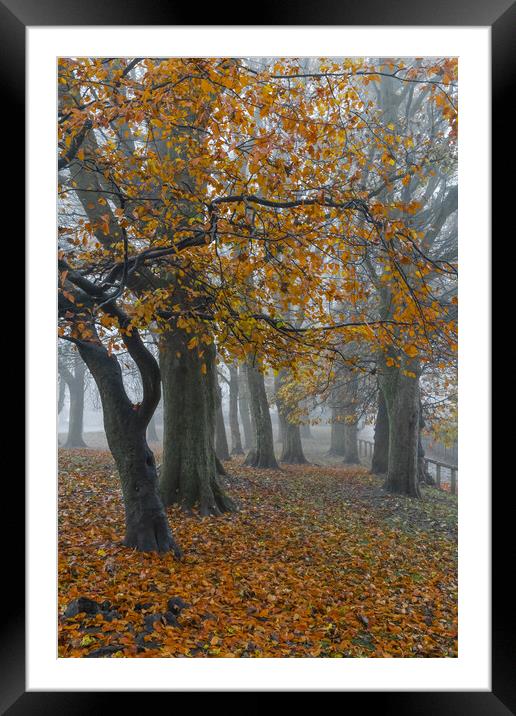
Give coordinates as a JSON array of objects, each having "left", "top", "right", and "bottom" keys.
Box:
[{"left": 58, "top": 56, "right": 457, "bottom": 379}]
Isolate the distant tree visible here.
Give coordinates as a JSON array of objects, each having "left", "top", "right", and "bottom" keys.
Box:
[{"left": 58, "top": 348, "right": 87, "bottom": 448}]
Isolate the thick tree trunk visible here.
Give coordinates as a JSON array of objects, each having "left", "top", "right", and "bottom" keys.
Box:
[
  {"left": 275, "top": 370, "right": 308, "bottom": 464},
  {"left": 159, "top": 329, "right": 235, "bottom": 515},
  {"left": 114, "top": 432, "right": 176, "bottom": 552},
  {"left": 281, "top": 423, "right": 308, "bottom": 464},
  {"left": 380, "top": 358, "right": 421, "bottom": 498},
  {"left": 343, "top": 422, "right": 359, "bottom": 464},
  {"left": 244, "top": 359, "right": 278, "bottom": 469},
  {"left": 238, "top": 363, "right": 253, "bottom": 450},
  {"left": 371, "top": 388, "right": 389, "bottom": 474},
  {"left": 215, "top": 380, "right": 231, "bottom": 461},
  {"left": 329, "top": 408, "right": 346, "bottom": 456},
  {"left": 64, "top": 355, "right": 87, "bottom": 448},
  {"left": 76, "top": 337, "right": 180, "bottom": 554},
  {"left": 341, "top": 369, "right": 360, "bottom": 465},
  {"left": 228, "top": 364, "right": 244, "bottom": 455}
]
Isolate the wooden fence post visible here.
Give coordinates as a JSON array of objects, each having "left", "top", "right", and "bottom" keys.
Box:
[{"left": 451, "top": 468, "right": 457, "bottom": 495}]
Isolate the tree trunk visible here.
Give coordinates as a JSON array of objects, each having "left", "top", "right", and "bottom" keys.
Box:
[
  {"left": 274, "top": 371, "right": 286, "bottom": 446},
  {"left": 329, "top": 408, "right": 346, "bottom": 456},
  {"left": 238, "top": 363, "right": 253, "bottom": 450},
  {"left": 114, "top": 431, "right": 176, "bottom": 552},
  {"left": 228, "top": 363, "right": 244, "bottom": 455},
  {"left": 159, "top": 329, "right": 235, "bottom": 515},
  {"left": 58, "top": 377, "right": 66, "bottom": 414},
  {"left": 371, "top": 388, "right": 389, "bottom": 474},
  {"left": 76, "top": 335, "right": 180, "bottom": 554},
  {"left": 281, "top": 423, "right": 307, "bottom": 464},
  {"left": 417, "top": 401, "right": 435, "bottom": 485},
  {"left": 64, "top": 354, "right": 87, "bottom": 448},
  {"left": 244, "top": 358, "right": 278, "bottom": 469},
  {"left": 343, "top": 422, "right": 359, "bottom": 464},
  {"left": 380, "top": 358, "right": 421, "bottom": 498},
  {"left": 276, "top": 409, "right": 285, "bottom": 444},
  {"left": 275, "top": 370, "right": 308, "bottom": 464},
  {"left": 342, "top": 369, "right": 360, "bottom": 465},
  {"left": 215, "top": 379, "right": 231, "bottom": 461}
]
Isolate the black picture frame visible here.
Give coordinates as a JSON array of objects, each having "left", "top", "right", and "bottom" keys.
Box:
[{"left": 6, "top": 0, "right": 506, "bottom": 711}]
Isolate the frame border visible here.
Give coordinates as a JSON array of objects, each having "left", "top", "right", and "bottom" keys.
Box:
[{"left": 7, "top": 0, "right": 506, "bottom": 711}]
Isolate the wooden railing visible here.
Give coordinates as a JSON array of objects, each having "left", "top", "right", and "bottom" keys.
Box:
[
  {"left": 358, "top": 439, "right": 458, "bottom": 495},
  {"left": 423, "top": 458, "right": 458, "bottom": 495}
]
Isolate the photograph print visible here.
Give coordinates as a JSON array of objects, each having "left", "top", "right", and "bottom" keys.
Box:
[{"left": 57, "top": 56, "right": 458, "bottom": 659}]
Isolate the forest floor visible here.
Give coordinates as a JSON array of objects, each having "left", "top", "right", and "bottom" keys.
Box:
[{"left": 58, "top": 447, "right": 457, "bottom": 658}]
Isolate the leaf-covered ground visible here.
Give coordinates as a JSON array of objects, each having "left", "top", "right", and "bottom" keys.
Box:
[{"left": 58, "top": 449, "right": 457, "bottom": 658}]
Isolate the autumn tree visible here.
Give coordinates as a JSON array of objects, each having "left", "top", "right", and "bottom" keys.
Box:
[
  {"left": 274, "top": 369, "right": 308, "bottom": 465},
  {"left": 58, "top": 345, "right": 87, "bottom": 448},
  {"left": 58, "top": 53, "right": 458, "bottom": 557},
  {"left": 358, "top": 61, "right": 457, "bottom": 495}
]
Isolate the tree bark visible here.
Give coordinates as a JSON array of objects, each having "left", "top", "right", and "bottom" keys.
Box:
[
  {"left": 61, "top": 353, "right": 87, "bottom": 448},
  {"left": 276, "top": 409, "right": 285, "bottom": 444},
  {"left": 341, "top": 369, "right": 360, "bottom": 465},
  {"left": 159, "top": 329, "right": 235, "bottom": 515},
  {"left": 244, "top": 358, "right": 278, "bottom": 469},
  {"left": 275, "top": 370, "right": 308, "bottom": 464},
  {"left": 238, "top": 363, "right": 253, "bottom": 450},
  {"left": 371, "top": 387, "right": 389, "bottom": 474},
  {"left": 228, "top": 363, "right": 244, "bottom": 455},
  {"left": 380, "top": 357, "right": 421, "bottom": 498},
  {"left": 75, "top": 330, "right": 180, "bottom": 554},
  {"left": 329, "top": 407, "right": 346, "bottom": 456},
  {"left": 58, "top": 377, "right": 66, "bottom": 414},
  {"left": 343, "top": 421, "right": 359, "bottom": 464},
  {"left": 215, "top": 379, "right": 231, "bottom": 461},
  {"left": 281, "top": 423, "right": 307, "bottom": 464},
  {"left": 417, "top": 401, "right": 435, "bottom": 485}
]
